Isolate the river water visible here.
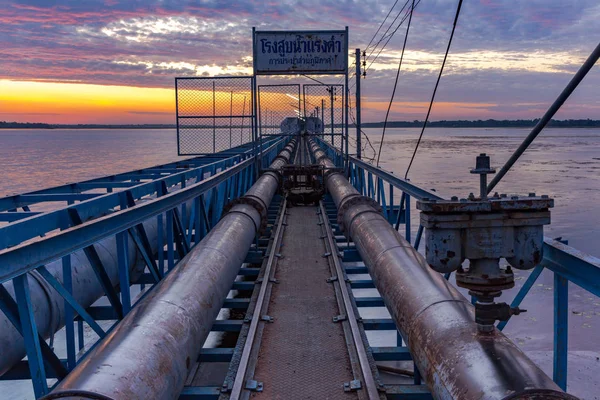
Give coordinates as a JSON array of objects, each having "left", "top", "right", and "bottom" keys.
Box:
[{"left": 0, "top": 127, "right": 598, "bottom": 398}]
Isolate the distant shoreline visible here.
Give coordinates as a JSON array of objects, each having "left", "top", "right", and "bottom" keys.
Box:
[{"left": 2, "top": 119, "right": 600, "bottom": 129}]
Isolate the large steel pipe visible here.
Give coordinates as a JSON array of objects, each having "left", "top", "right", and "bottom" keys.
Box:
[
  {"left": 0, "top": 218, "right": 156, "bottom": 377},
  {"left": 308, "top": 138, "right": 576, "bottom": 400},
  {"left": 44, "top": 139, "right": 297, "bottom": 400}
]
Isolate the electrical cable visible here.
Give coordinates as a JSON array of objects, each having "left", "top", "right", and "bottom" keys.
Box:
[
  {"left": 365, "top": 0, "right": 401, "bottom": 53},
  {"left": 348, "top": 86, "right": 377, "bottom": 162},
  {"left": 365, "top": 0, "right": 411, "bottom": 62},
  {"left": 365, "top": 0, "right": 421, "bottom": 74},
  {"left": 375, "top": 0, "right": 415, "bottom": 167},
  {"left": 404, "top": 0, "right": 463, "bottom": 179}
]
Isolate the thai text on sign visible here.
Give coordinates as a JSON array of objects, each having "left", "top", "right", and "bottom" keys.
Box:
[{"left": 253, "top": 30, "right": 348, "bottom": 75}]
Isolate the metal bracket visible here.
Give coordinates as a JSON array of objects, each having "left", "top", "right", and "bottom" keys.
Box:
[
  {"left": 322, "top": 252, "right": 332, "bottom": 258},
  {"left": 261, "top": 315, "right": 274, "bottom": 322},
  {"left": 275, "top": 253, "right": 283, "bottom": 258},
  {"left": 255, "top": 278, "right": 278, "bottom": 284},
  {"left": 221, "top": 382, "right": 232, "bottom": 393},
  {"left": 333, "top": 314, "right": 347, "bottom": 322},
  {"left": 343, "top": 380, "right": 362, "bottom": 392},
  {"left": 327, "top": 276, "right": 338, "bottom": 283},
  {"left": 245, "top": 380, "right": 264, "bottom": 392}
]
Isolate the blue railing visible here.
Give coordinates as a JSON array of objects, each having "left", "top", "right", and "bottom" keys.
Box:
[
  {"left": 0, "top": 136, "right": 288, "bottom": 398},
  {"left": 316, "top": 136, "right": 600, "bottom": 393}
]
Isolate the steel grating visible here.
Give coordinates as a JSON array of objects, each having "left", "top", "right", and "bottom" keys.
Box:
[{"left": 252, "top": 206, "right": 357, "bottom": 399}]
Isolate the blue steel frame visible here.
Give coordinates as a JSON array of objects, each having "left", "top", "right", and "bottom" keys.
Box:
[
  {"left": 315, "top": 136, "right": 600, "bottom": 395},
  {"left": 0, "top": 137, "right": 288, "bottom": 398}
]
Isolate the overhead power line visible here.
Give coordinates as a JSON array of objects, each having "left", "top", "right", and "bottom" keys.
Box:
[
  {"left": 364, "top": 0, "right": 401, "bottom": 53},
  {"left": 365, "top": 0, "right": 411, "bottom": 63},
  {"left": 365, "top": 0, "right": 422, "bottom": 74},
  {"left": 404, "top": 0, "right": 464, "bottom": 179},
  {"left": 376, "top": 0, "right": 415, "bottom": 167}
]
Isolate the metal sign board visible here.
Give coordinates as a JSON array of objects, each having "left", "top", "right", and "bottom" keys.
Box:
[{"left": 253, "top": 29, "right": 348, "bottom": 75}]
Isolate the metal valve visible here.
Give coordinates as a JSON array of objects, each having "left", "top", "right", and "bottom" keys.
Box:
[{"left": 417, "top": 153, "right": 553, "bottom": 332}]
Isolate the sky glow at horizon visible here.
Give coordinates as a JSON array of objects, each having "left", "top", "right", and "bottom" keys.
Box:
[{"left": 1, "top": 0, "right": 599, "bottom": 124}]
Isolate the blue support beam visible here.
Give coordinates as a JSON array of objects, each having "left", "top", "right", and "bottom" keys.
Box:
[
  {"left": 13, "top": 275, "right": 48, "bottom": 397},
  {"left": 385, "top": 384, "right": 433, "bottom": 400},
  {"left": 371, "top": 346, "right": 412, "bottom": 361},
  {"left": 179, "top": 386, "right": 221, "bottom": 400},
  {"left": 36, "top": 266, "right": 106, "bottom": 338},
  {"left": 553, "top": 273, "right": 568, "bottom": 390},
  {"left": 68, "top": 207, "right": 124, "bottom": 320},
  {"left": 362, "top": 318, "right": 396, "bottom": 330},
  {"left": 497, "top": 265, "right": 544, "bottom": 331},
  {"left": 349, "top": 279, "right": 375, "bottom": 289},
  {"left": 355, "top": 297, "right": 385, "bottom": 307},
  {"left": 62, "top": 255, "right": 76, "bottom": 370},
  {"left": 543, "top": 237, "right": 600, "bottom": 297},
  {"left": 0, "top": 283, "right": 68, "bottom": 382},
  {"left": 198, "top": 348, "right": 234, "bottom": 363}
]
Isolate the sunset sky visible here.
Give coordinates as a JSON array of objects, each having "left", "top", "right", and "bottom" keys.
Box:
[{"left": 1, "top": 0, "right": 599, "bottom": 124}]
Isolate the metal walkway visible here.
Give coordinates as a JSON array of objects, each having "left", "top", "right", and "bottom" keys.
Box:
[{"left": 253, "top": 205, "right": 355, "bottom": 399}]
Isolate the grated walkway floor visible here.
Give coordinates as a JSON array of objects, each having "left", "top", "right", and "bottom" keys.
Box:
[{"left": 252, "top": 206, "right": 356, "bottom": 399}]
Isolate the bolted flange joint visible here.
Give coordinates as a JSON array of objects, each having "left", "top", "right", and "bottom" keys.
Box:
[
  {"left": 336, "top": 194, "right": 383, "bottom": 235},
  {"left": 223, "top": 194, "right": 269, "bottom": 234}
]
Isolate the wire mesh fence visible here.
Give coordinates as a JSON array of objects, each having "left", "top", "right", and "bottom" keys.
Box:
[
  {"left": 176, "top": 77, "right": 254, "bottom": 155},
  {"left": 302, "top": 84, "right": 345, "bottom": 149},
  {"left": 258, "top": 84, "right": 301, "bottom": 136}
]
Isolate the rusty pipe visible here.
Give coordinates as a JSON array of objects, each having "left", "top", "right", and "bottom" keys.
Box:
[
  {"left": 308, "top": 138, "right": 576, "bottom": 400},
  {"left": 0, "top": 217, "right": 155, "bottom": 377},
  {"left": 44, "top": 139, "right": 296, "bottom": 400}
]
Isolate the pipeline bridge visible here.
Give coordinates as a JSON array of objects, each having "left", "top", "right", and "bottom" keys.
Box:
[{"left": 1, "top": 29, "right": 600, "bottom": 400}]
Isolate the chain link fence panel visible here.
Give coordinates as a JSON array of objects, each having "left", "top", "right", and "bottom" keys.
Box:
[
  {"left": 176, "top": 77, "right": 254, "bottom": 155},
  {"left": 258, "top": 84, "right": 301, "bottom": 136}
]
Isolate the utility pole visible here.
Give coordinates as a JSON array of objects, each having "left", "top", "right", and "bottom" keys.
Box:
[
  {"left": 321, "top": 99, "right": 325, "bottom": 137},
  {"left": 329, "top": 86, "right": 334, "bottom": 145},
  {"left": 355, "top": 48, "right": 362, "bottom": 159}
]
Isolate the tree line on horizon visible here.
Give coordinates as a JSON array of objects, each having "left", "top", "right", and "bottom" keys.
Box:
[{"left": 2, "top": 118, "right": 600, "bottom": 129}]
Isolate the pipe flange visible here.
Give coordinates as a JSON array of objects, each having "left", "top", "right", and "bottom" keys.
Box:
[
  {"left": 503, "top": 389, "right": 580, "bottom": 400},
  {"left": 312, "top": 154, "right": 329, "bottom": 166},
  {"left": 323, "top": 166, "right": 343, "bottom": 179},
  {"left": 223, "top": 195, "right": 268, "bottom": 233},
  {"left": 456, "top": 268, "right": 515, "bottom": 292},
  {"left": 260, "top": 169, "right": 283, "bottom": 187},
  {"left": 40, "top": 390, "right": 115, "bottom": 400},
  {"left": 336, "top": 194, "right": 383, "bottom": 234},
  {"left": 273, "top": 154, "right": 291, "bottom": 166}
]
